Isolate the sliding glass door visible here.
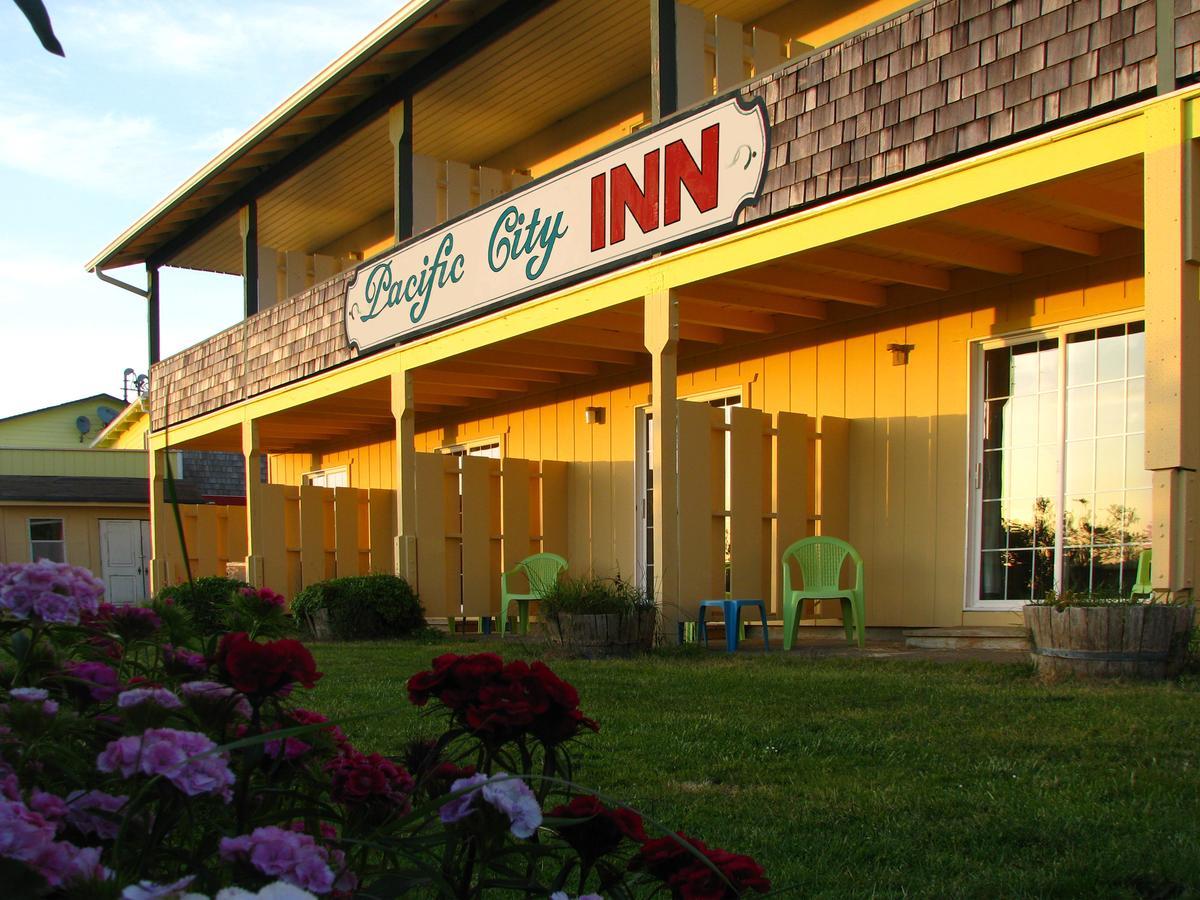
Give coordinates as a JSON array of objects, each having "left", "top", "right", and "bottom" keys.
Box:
[{"left": 971, "top": 320, "right": 1148, "bottom": 607}]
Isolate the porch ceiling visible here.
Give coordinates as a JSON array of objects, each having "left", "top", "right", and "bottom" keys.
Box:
[{"left": 396, "top": 158, "right": 1143, "bottom": 418}]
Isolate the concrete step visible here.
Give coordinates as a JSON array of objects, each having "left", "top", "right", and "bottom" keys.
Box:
[{"left": 902, "top": 627, "right": 1029, "bottom": 651}]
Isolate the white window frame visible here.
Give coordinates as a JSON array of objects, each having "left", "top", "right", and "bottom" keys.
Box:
[
  {"left": 303, "top": 464, "right": 350, "bottom": 488},
  {"left": 28, "top": 517, "right": 66, "bottom": 563},
  {"left": 439, "top": 435, "right": 505, "bottom": 458},
  {"left": 964, "top": 310, "right": 1147, "bottom": 611}
]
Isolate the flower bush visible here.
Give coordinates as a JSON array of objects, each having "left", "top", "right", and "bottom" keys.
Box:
[{"left": 0, "top": 560, "right": 769, "bottom": 898}]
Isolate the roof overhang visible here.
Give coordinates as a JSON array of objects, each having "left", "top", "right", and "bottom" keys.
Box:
[{"left": 85, "top": 0, "right": 501, "bottom": 273}]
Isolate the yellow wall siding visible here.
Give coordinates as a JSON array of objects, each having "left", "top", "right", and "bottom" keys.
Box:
[
  {"left": 264, "top": 246, "right": 1144, "bottom": 626},
  {"left": 0, "top": 399, "right": 125, "bottom": 448},
  {"left": 0, "top": 448, "right": 147, "bottom": 478},
  {"left": 0, "top": 505, "right": 147, "bottom": 572}
]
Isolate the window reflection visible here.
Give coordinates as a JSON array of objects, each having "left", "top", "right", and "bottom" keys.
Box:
[{"left": 977, "top": 322, "right": 1148, "bottom": 603}]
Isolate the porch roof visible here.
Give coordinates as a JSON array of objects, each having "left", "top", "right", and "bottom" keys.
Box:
[{"left": 85, "top": 0, "right": 501, "bottom": 274}]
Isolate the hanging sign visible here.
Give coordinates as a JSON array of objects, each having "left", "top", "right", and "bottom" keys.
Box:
[{"left": 344, "top": 94, "right": 769, "bottom": 352}]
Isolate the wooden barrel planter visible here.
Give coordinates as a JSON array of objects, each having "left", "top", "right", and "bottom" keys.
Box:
[
  {"left": 1023, "top": 604, "right": 1195, "bottom": 679},
  {"left": 546, "top": 608, "right": 657, "bottom": 659}
]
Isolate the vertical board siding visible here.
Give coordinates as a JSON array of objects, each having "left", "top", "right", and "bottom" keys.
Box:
[
  {"left": 368, "top": 489, "right": 395, "bottom": 574},
  {"left": 460, "top": 456, "right": 498, "bottom": 617},
  {"left": 677, "top": 401, "right": 725, "bottom": 618}
]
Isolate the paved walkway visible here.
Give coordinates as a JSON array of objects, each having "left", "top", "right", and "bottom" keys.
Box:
[{"left": 459, "top": 630, "right": 1029, "bottom": 665}]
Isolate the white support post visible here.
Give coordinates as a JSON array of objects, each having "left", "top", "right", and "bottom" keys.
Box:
[
  {"left": 391, "top": 368, "right": 418, "bottom": 584},
  {"left": 645, "top": 288, "right": 681, "bottom": 629},
  {"left": 242, "top": 418, "right": 265, "bottom": 587}
]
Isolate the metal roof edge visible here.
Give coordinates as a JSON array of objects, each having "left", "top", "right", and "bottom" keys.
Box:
[{"left": 85, "top": 0, "right": 447, "bottom": 274}]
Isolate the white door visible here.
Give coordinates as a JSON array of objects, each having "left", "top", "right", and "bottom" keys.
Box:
[{"left": 100, "top": 519, "right": 150, "bottom": 605}]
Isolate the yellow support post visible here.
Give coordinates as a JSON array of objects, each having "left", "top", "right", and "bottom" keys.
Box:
[
  {"left": 242, "top": 418, "right": 265, "bottom": 587},
  {"left": 1144, "top": 98, "right": 1199, "bottom": 599},
  {"left": 391, "top": 368, "right": 418, "bottom": 584},
  {"left": 148, "top": 448, "right": 168, "bottom": 593},
  {"left": 645, "top": 288, "right": 680, "bottom": 629}
]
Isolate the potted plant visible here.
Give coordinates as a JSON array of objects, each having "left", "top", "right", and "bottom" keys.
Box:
[
  {"left": 542, "top": 574, "right": 657, "bottom": 658},
  {"left": 1024, "top": 590, "right": 1195, "bottom": 679}
]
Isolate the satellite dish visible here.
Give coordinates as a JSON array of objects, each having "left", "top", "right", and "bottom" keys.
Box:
[
  {"left": 75, "top": 416, "right": 91, "bottom": 437},
  {"left": 97, "top": 406, "right": 119, "bottom": 426}
]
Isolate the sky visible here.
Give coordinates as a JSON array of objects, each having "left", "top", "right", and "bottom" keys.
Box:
[{"left": 0, "top": 0, "right": 402, "bottom": 419}]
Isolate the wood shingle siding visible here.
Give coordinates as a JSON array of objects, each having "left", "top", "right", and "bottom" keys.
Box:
[{"left": 744, "top": 0, "right": 1157, "bottom": 221}]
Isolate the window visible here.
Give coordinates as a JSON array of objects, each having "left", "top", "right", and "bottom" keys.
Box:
[
  {"left": 303, "top": 466, "right": 349, "bottom": 488},
  {"left": 29, "top": 518, "right": 65, "bottom": 562},
  {"left": 971, "top": 320, "right": 1149, "bottom": 606}
]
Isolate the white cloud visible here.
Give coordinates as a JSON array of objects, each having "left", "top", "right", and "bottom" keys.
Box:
[{"left": 57, "top": 2, "right": 400, "bottom": 76}]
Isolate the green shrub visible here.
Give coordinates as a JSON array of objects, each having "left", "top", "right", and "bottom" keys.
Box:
[
  {"left": 292, "top": 574, "right": 425, "bottom": 640},
  {"left": 539, "top": 574, "right": 652, "bottom": 617},
  {"left": 155, "top": 576, "right": 248, "bottom": 635}
]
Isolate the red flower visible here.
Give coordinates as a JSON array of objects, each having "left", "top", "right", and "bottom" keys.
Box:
[
  {"left": 216, "top": 632, "right": 322, "bottom": 696},
  {"left": 633, "top": 834, "right": 770, "bottom": 899},
  {"left": 325, "top": 750, "right": 414, "bottom": 809},
  {"left": 549, "top": 795, "right": 647, "bottom": 861},
  {"left": 406, "top": 653, "right": 598, "bottom": 746}
]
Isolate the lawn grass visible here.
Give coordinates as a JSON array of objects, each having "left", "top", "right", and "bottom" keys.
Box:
[{"left": 307, "top": 640, "right": 1200, "bottom": 897}]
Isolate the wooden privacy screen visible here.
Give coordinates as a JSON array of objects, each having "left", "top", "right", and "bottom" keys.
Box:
[
  {"left": 676, "top": 401, "right": 849, "bottom": 617},
  {"left": 413, "top": 454, "right": 568, "bottom": 621},
  {"left": 154, "top": 485, "right": 396, "bottom": 600}
]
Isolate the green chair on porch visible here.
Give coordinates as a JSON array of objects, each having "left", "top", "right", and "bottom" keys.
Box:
[
  {"left": 1131, "top": 548, "right": 1153, "bottom": 599},
  {"left": 781, "top": 536, "right": 866, "bottom": 650},
  {"left": 500, "top": 552, "right": 567, "bottom": 636}
]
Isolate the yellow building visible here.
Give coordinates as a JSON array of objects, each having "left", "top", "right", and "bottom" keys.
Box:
[
  {"left": 89, "top": 0, "right": 1200, "bottom": 638},
  {"left": 0, "top": 394, "right": 155, "bottom": 601}
]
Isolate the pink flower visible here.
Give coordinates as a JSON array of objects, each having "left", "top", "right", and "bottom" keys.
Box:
[
  {"left": 180, "top": 680, "right": 252, "bottom": 719},
  {"left": 0, "top": 560, "right": 103, "bottom": 624},
  {"left": 220, "top": 826, "right": 335, "bottom": 894},
  {"left": 0, "top": 798, "right": 107, "bottom": 887},
  {"left": 97, "top": 728, "right": 235, "bottom": 802},
  {"left": 118, "top": 687, "right": 183, "bottom": 710},
  {"left": 63, "top": 660, "right": 121, "bottom": 702},
  {"left": 65, "top": 789, "right": 127, "bottom": 839},
  {"left": 439, "top": 772, "right": 543, "bottom": 838},
  {"left": 28, "top": 790, "right": 68, "bottom": 828}
]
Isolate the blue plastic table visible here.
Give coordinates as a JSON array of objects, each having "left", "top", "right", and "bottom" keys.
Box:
[{"left": 697, "top": 599, "right": 770, "bottom": 653}]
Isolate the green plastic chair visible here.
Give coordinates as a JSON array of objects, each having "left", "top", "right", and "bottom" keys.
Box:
[
  {"left": 781, "top": 536, "right": 865, "bottom": 650},
  {"left": 1131, "top": 548, "right": 1152, "bottom": 599},
  {"left": 499, "top": 552, "right": 567, "bottom": 636}
]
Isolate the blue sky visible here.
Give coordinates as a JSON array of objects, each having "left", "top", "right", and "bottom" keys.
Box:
[{"left": 0, "top": 1, "right": 401, "bottom": 419}]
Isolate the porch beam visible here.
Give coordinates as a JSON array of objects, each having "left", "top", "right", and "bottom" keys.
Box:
[
  {"left": 940, "top": 207, "right": 1102, "bottom": 256},
  {"left": 465, "top": 348, "right": 601, "bottom": 375},
  {"left": 536, "top": 324, "right": 648, "bottom": 352},
  {"left": 678, "top": 299, "right": 776, "bottom": 333},
  {"left": 726, "top": 266, "right": 887, "bottom": 307},
  {"left": 855, "top": 227, "right": 1024, "bottom": 274},
  {"left": 518, "top": 328, "right": 643, "bottom": 357},
  {"left": 413, "top": 382, "right": 500, "bottom": 400},
  {"left": 148, "top": 449, "right": 167, "bottom": 594},
  {"left": 586, "top": 308, "right": 726, "bottom": 344},
  {"left": 800, "top": 247, "right": 952, "bottom": 290},
  {"left": 677, "top": 284, "right": 827, "bottom": 318},
  {"left": 650, "top": 0, "right": 677, "bottom": 122},
  {"left": 389, "top": 99, "right": 414, "bottom": 241},
  {"left": 1144, "top": 99, "right": 1199, "bottom": 598},
  {"left": 239, "top": 202, "right": 259, "bottom": 318},
  {"left": 645, "top": 288, "right": 681, "bottom": 629},
  {"left": 429, "top": 361, "right": 562, "bottom": 384},
  {"left": 1033, "top": 181, "right": 1144, "bottom": 230},
  {"left": 415, "top": 370, "right": 538, "bottom": 391},
  {"left": 409, "top": 391, "right": 475, "bottom": 407},
  {"left": 391, "top": 369, "right": 418, "bottom": 583}
]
